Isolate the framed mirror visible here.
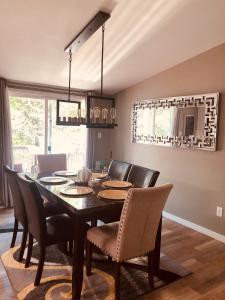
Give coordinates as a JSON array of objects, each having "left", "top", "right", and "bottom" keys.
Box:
[{"left": 132, "top": 93, "right": 219, "bottom": 151}]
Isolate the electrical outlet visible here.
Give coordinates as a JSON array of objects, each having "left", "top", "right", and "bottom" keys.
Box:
[
  {"left": 97, "top": 132, "right": 102, "bottom": 139},
  {"left": 216, "top": 206, "right": 223, "bottom": 218}
]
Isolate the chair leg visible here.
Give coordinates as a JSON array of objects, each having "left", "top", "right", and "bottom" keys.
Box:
[
  {"left": 18, "top": 227, "right": 28, "bottom": 262},
  {"left": 147, "top": 251, "right": 154, "bottom": 289},
  {"left": 34, "top": 246, "right": 46, "bottom": 286},
  {"left": 114, "top": 262, "right": 121, "bottom": 300},
  {"left": 69, "top": 240, "right": 73, "bottom": 256},
  {"left": 86, "top": 240, "right": 93, "bottom": 276},
  {"left": 10, "top": 218, "right": 18, "bottom": 248},
  {"left": 25, "top": 233, "right": 33, "bottom": 268},
  {"left": 91, "top": 220, "right": 97, "bottom": 227}
]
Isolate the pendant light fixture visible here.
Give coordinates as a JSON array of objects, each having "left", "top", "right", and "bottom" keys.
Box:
[{"left": 56, "top": 11, "right": 117, "bottom": 128}]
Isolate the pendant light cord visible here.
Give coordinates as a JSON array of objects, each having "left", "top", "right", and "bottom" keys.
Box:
[
  {"left": 101, "top": 23, "right": 105, "bottom": 95},
  {"left": 68, "top": 50, "right": 72, "bottom": 101}
]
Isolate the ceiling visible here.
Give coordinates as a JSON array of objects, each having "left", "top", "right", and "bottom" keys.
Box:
[{"left": 0, "top": 0, "right": 225, "bottom": 94}]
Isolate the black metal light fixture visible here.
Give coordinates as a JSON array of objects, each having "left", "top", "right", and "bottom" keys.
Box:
[
  {"left": 56, "top": 11, "right": 117, "bottom": 128},
  {"left": 56, "top": 48, "right": 83, "bottom": 125}
]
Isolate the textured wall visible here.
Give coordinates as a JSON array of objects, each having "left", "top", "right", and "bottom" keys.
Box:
[{"left": 110, "top": 43, "right": 225, "bottom": 235}]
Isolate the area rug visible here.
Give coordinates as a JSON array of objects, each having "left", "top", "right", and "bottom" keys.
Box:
[
  {"left": 0, "top": 219, "right": 23, "bottom": 233},
  {"left": 1, "top": 243, "right": 191, "bottom": 299}
]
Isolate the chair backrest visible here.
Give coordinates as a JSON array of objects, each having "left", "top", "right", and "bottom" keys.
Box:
[
  {"left": 115, "top": 184, "right": 173, "bottom": 261},
  {"left": 127, "top": 165, "right": 160, "bottom": 188},
  {"left": 16, "top": 174, "right": 46, "bottom": 244},
  {"left": 3, "top": 165, "right": 27, "bottom": 227},
  {"left": 37, "top": 153, "right": 67, "bottom": 173},
  {"left": 108, "top": 160, "right": 131, "bottom": 181}
]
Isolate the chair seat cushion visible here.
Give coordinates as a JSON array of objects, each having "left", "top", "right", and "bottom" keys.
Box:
[
  {"left": 87, "top": 222, "right": 119, "bottom": 259},
  {"left": 46, "top": 214, "right": 74, "bottom": 245}
]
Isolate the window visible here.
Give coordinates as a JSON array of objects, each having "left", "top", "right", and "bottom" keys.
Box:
[{"left": 10, "top": 96, "right": 87, "bottom": 172}]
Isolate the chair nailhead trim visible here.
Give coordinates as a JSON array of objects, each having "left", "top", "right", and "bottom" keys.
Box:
[{"left": 115, "top": 189, "right": 133, "bottom": 261}]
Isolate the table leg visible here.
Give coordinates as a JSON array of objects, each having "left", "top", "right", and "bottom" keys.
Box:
[
  {"left": 72, "top": 218, "right": 86, "bottom": 300},
  {"left": 152, "top": 216, "right": 177, "bottom": 283},
  {"left": 153, "top": 216, "right": 162, "bottom": 274}
]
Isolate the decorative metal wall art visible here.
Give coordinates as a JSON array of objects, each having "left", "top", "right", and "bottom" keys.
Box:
[{"left": 132, "top": 93, "right": 219, "bottom": 151}]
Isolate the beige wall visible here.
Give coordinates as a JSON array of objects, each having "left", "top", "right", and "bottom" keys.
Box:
[
  {"left": 110, "top": 43, "right": 225, "bottom": 235},
  {"left": 94, "top": 128, "right": 112, "bottom": 164}
]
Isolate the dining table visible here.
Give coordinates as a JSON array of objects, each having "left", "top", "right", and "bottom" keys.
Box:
[{"left": 27, "top": 172, "right": 163, "bottom": 300}]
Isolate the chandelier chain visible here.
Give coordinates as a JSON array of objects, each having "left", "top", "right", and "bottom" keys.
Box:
[
  {"left": 68, "top": 50, "right": 72, "bottom": 101},
  {"left": 101, "top": 23, "right": 105, "bottom": 95}
]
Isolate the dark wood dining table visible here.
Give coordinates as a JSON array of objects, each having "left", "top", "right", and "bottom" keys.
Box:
[{"left": 28, "top": 173, "right": 162, "bottom": 300}]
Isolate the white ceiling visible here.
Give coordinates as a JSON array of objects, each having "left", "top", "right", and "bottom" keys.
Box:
[{"left": 0, "top": 0, "right": 225, "bottom": 94}]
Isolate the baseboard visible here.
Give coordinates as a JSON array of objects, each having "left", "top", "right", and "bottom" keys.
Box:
[{"left": 163, "top": 211, "right": 225, "bottom": 244}]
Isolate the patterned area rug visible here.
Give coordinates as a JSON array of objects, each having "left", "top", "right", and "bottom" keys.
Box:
[
  {"left": 1, "top": 243, "right": 191, "bottom": 299},
  {"left": 0, "top": 214, "right": 23, "bottom": 233}
]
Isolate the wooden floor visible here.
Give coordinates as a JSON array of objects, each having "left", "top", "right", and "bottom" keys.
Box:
[
  {"left": 0, "top": 207, "right": 18, "bottom": 299},
  {"left": 1, "top": 208, "right": 225, "bottom": 299}
]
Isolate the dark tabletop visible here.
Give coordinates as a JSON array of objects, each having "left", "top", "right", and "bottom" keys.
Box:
[{"left": 26, "top": 172, "right": 125, "bottom": 220}]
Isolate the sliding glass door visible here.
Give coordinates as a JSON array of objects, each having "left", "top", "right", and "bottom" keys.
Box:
[
  {"left": 10, "top": 96, "right": 87, "bottom": 172},
  {"left": 47, "top": 101, "right": 87, "bottom": 171},
  {"left": 10, "top": 97, "right": 45, "bottom": 172}
]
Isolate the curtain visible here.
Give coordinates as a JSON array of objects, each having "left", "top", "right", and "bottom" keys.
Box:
[
  {"left": 86, "top": 128, "right": 96, "bottom": 169},
  {"left": 7, "top": 79, "right": 86, "bottom": 100},
  {"left": 0, "top": 78, "right": 13, "bottom": 207},
  {"left": 86, "top": 94, "right": 96, "bottom": 170}
]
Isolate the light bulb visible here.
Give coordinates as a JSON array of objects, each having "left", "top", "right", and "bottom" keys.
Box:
[
  {"left": 94, "top": 107, "right": 101, "bottom": 122},
  {"left": 110, "top": 108, "right": 116, "bottom": 123},
  {"left": 102, "top": 108, "right": 108, "bottom": 123}
]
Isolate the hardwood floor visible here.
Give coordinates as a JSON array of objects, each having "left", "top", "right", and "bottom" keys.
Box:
[
  {"left": 0, "top": 208, "right": 19, "bottom": 299},
  {"left": 141, "top": 220, "right": 225, "bottom": 300},
  {"left": 0, "top": 206, "right": 15, "bottom": 230},
  {"left": 1, "top": 208, "right": 225, "bottom": 299}
]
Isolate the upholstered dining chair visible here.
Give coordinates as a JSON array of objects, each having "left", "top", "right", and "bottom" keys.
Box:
[
  {"left": 86, "top": 184, "right": 173, "bottom": 300},
  {"left": 108, "top": 160, "right": 131, "bottom": 181},
  {"left": 16, "top": 174, "right": 79, "bottom": 286},
  {"left": 101, "top": 165, "right": 160, "bottom": 225},
  {"left": 3, "top": 166, "right": 28, "bottom": 262},
  {"left": 36, "top": 153, "right": 67, "bottom": 174},
  {"left": 127, "top": 165, "right": 160, "bottom": 188},
  {"left": 4, "top": 166, "right": 67, "bottom": 262}
]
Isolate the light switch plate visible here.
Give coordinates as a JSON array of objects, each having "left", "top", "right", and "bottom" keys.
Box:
[
  {"left": 216, "top": 206, "right": 223, "bottom": 218},
  {"left": 97, "top": 132, "right": 102, "bottom": 139}
]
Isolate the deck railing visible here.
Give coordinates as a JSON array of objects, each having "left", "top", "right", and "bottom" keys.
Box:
[{"left": 12, "top": 145, "right": 86, "bottom": 173}]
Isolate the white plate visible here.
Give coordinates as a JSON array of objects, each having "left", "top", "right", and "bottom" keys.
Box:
[
  {"left": 60, "top": 186, "right": 93, "bottom": 196},
  {"left": 92, "top": 172, "right": 108, "bottom": 180},
  {"left": 53, "top": 170, "right": 77, "bottom": 177},
  {"left": 39, "top": 176, "right": 68, "bottom": 184},
  {"left": 102, "top": 180, "right": 132, "bottom": 188},
  {"left": 98, "top": 189, "right": 128, "bottom": 200}
]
